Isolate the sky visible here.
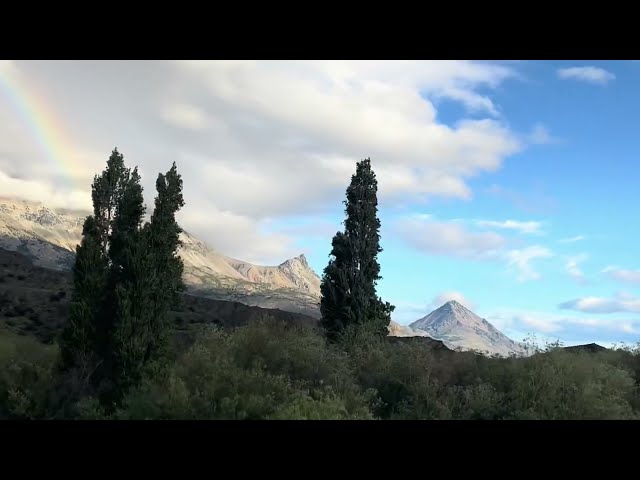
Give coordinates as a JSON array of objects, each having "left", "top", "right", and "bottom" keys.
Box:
[{"left": 1, "top": 59, "right": 639, "bottom": 348}]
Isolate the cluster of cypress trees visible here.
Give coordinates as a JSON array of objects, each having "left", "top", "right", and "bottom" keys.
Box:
[
  {"left": 59, "top": 149, "right": 389, "bottom": 405},
  {"left": 59, "top": 148, "right": 185, "bottom": 404}
]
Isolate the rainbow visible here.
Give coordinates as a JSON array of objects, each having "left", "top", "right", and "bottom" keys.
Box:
[{"left": 0, "top": 61, "right": 79, "bottom": 191}]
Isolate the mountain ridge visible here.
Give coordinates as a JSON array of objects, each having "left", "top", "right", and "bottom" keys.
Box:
[
  {"left": 0, "top": 196, "right": 463, "bottom": 339},
  {"left": 0, "top": 197, "right": 322, "bottom": 317}
]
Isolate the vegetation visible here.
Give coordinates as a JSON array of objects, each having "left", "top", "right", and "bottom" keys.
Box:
[
  {"left": 2, "top": 152, "right": 640, "bottom": 420},
  {"left": 2, "top": 323, "right": 640, "bottom": 420},
  {"left": 320, "top": 158, "right": 394, "bottom": 342},
  {"left": 59, "top": 148, "right": 185, "bottom": 406}
]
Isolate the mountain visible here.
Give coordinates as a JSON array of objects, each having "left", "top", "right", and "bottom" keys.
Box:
[
  {"left": 0, "top": 199, "right": 85, "bottom": 271},
  {"left": 410, "top": 300, "right": 525, "bottom": 356},
  {"left": 0, "top": 247, "right": 318, "bottom": 346},
  {"left": 0, "top": 197, "right": 322, "bottom": 318},
  {"left": 0, "top": 196, "right": 420, "bottom": 334}
]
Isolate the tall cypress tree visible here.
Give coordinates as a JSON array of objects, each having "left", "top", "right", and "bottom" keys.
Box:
[
  {"left": 147, "top": 162, "right": 185, "bottom": 313},
  {"left": 320, "top": 158, "right": 394, "bottom": 341},
  {"left": 59, "top": 215, "right": 107, "bottom": 370},
  {"left": 92, "top": 152, "right": 147, "bottom": 392},
  {"left": 111, "top": 162, "right": 185, "bottom": 391},
  {"left": 103, "top": 164, "right": 148, "bottom": 396}
]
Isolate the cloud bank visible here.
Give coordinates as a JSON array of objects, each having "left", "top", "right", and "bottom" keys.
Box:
[{"left": 0, "top": 60, "right": 529, "bottom": 263}]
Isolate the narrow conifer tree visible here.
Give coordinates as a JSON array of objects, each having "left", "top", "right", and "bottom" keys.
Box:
[
  {"left": 320, "top": 158, "right": 394, "bottom": 341},
  {"left": 59, "top": 216, "right": 107, "bottom": 370},
  {"left": 111, "top": 162, "right": 185, "bottom": 390}
]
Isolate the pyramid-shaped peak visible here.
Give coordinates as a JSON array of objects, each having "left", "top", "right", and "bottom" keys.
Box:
[{"left": 409, "top": 298, "right": 525, "bottom": 357}]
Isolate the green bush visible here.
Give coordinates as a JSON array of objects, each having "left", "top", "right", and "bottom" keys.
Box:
[
  {"left": 114, "top": 320, "right": 375, "bottom": 420},
  {"left": 0, "top": 329, "right": 58, "bottom": 419},
  {"left": 498, "top": 349, "right": 638, "bottom": 420},
  {"left": 2, "top": 318, "right": 640, "bottom": 420}
]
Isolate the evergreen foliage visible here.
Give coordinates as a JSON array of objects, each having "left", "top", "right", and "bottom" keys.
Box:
[
  {"left": 320, "top": 158, "right": 394, "bottom": 341},
  {"left": 59, "top": 148, "right": 185, "bottom": 403}
]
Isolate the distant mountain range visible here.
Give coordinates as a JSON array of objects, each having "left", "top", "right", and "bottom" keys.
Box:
[{"left": 0, "top": 196, "right": 525, "bottom": 356}]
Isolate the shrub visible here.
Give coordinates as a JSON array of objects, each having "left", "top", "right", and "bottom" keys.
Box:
[
  {"left": 477, "top": 349, "right": 638, "bottom": 420},
  {"left": 1, "top": 313, "right": 639, "bottom": 420},
  {"left": 114, "top": 319, "right": 375, "bottom": 420},
  {"left": 0, "top": 330, "right": 58, "bottom": 419}
]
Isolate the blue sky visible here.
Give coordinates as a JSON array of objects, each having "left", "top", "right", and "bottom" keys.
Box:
[
  {"left": 263, "top": 61, "right": 640, "bottom": 347},
  {"left": 1, "top": 60, "right": 639, "bottom": 347}
]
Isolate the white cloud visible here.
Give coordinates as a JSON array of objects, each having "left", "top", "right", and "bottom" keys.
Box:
[
  {"left": 431, "top": 291, "right": 475, "bottom": 310},
  {"left": 170, "top": 61, "right": 522, "bottom": 208},
  {"left": 178, "top": 208, "right": 299, "bottom": 266},
  {"left": 505, "top": 246, "right": 553, "bottom": 282},
  {"left": 559, "top": 292, "right": 640, "bottom": 314},
  {"left": 518, "top": 313, "right": 563, "bottom": 333},
  {"left": 565, "top": 253, "right": 588, "bottom": 284},
  {"left": 487, "top": 308, "right": 640, "bottom": 340},
  {"left": 396, "top": 216, "right": 505, "bottom": 260},
  {"left": 389, "top": 301, "right": 434, "bottom": 324},
  {"left": 474, "top": 219, "right": 543, "bottom": 235},
  {"left": 528, "top": 123, "right": 560, "bottom": 145},
  {"left": 0, "top": 170, "right": 91, "bottom": 211},
  {"left": 0, "top": 60, "right": 527, "bottom": 262},
  {"left": 602, "top": 266, "right": 640, "bottom": 285},
  {"left": 161, "top": 103, "right": 208, "bottom": 130},
  {"left": 397, "top": 215, "right": 553, "bottom": 282},
  {"left": 557, "top": 66, "right": 615, "bottom": 85},
  {"left": 559, "top": 235, "right": 585, "bottom": 244}
]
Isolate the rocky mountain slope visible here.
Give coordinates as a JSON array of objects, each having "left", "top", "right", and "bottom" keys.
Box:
[
  {"left": 0, "top": 248, "right": 318, "bottom": 346},
  {"left": 410, "top": 300, "right": 525, "bottom": 356},
  {"left": 0, "top": 196, "right": 423, "bottom": 335},
  {"left": 0, "top": 197, "right": 322, "bottom": 317}
]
